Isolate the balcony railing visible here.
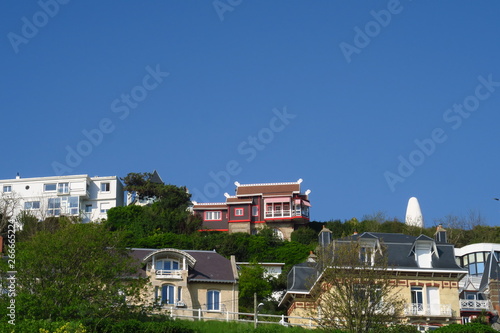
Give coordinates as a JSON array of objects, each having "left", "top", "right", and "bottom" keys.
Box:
[
  {"left": 404, "top": 303, "right": 452, "bottom": 317},
  {"left": 265, "top": 210, "right": 309, "bottom": 219},
  {"left": 460, "top": 299, "right": 490, "bottom": 311},
  {"left": 154, "top": 269, "right": 182, "bottom": 279}
]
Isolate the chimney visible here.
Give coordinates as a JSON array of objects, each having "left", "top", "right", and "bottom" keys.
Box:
[
  {"left": 434, "top": 224, "right": 447, "bottom": 243},
  {"left": 353, "top": 231, "right": 358, "bottom": 236},
  {"left": 16, "top": 172, "right": 20, "bottom": 179}
]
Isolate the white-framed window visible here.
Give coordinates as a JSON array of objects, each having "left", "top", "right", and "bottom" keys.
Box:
[
  {"left": 235, "top": 208, "right": 244, "bottom": 216},
  {"left": 47, "top": 198, "right": 61, "bottom": 216},
  {"left": 155, "top": 259, "right": 180, "bottom": 272},
  {"left": 100, "top": 182, "right": 110, "bottom": 192},
  {"left": 58, "top": 182, "right": 69, "bottom": 194},
  {"left": 252, "top": 205, "right": 259, "bottom": 217},
  {"left": 44, "top": 183, "right": 56, "bottom": 192},
  {"left": 207, "top": 290, "right": 220, "bottom": 311},
  {"left": 360, "top": 246, "right": 374, "bottom": 265},
  {"left": 205, "top": 211, "right": 221, "bottom": 221},
  {"left": 155, "top": 284, "right": 176, "bottom": 305},
  {"left": 100, "top": 202, "right": 111, "bottom": 214},
  {"left": 68, "top": 196, "right": 79, "bottom": 215},
  {"left": 273, "top": 228, "right": 284, "bottom": 240},
  {"left": 24, "top": 201, "right": 40, "bottom": 210},
  {"left": 410, "top": 286, "right": 424, "bottom": 315},
  {"left": 3, "top": 185, "right": 12, "bottom": 193}
]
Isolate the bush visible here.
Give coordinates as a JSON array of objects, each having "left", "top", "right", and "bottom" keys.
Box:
[
  {"left": 433, "top": 322, "right": 497, "bottom": 332},
  {"left": 372, "top": 324, "right": 419, "bottom": 333},
  {"left": 0, "top": 320, "right": 87, "bottom": 333}
]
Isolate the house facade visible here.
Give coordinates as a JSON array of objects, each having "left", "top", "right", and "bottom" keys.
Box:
[
  {"left": 131, "top": 248, "right": 239, "bottom": 319},
  {"left": 280, "top": 229, "right": 467, "bottom": 330},
  {"left": 192, "top": 179, "right": 311, "bottom": 240},
  {"left": 454, "top": 243, "right": 500, "bottom": 323},
  {"left": 0, "top": 173, "right": 124, "bottom": 223}
]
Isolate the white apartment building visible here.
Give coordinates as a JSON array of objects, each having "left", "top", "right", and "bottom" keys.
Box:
[{"left": 0, "top": 174, "right": 124, "bottom": 223}]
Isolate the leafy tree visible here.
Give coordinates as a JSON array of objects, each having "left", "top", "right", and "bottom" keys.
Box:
[
  {"left": 307, "top": 240, "right": 404, "bottom": 332},
  {"left": 290, "top": 227, "right": 317, "bottom": 245},
  {"left": 106, "top": 173, "right": 202, "bottom": 241},
  {"left": 11, "top": 223, "right": 147, "bottom": 321},
  {"left": 238, "top": 263, "right": 273, "bottom": 312}
]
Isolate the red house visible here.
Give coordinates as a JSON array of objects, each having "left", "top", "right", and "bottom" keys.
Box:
[{"left": 192, "top": 179, "right": 311, "bottom": 240}]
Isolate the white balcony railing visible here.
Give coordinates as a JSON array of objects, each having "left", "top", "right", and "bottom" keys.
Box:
[
  {"left": 155, "top": 269, "right": 182, "bottom": 279},
  {"left": 265, "top": 210, "right": 310, "bottom": 219},
  {"left": 265, "top": 210, "right": 292, "bottom": 218},
  {"left": 460, "top": 299, "right": 490, "bottom": 311},
  {"left": 404, "top": 303, "right": 452, "bottom": 317}
]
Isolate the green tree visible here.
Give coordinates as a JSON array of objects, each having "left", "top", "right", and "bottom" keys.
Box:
[
  {"left": 291, "top": 227, "right": 317, "bottom": 245},
  {"left": 238, "top": 263, "right": 273, "bottom": 312},
  {"left": 11, "top": 223, "right": 147, "bottom": 321},
  {"left": 308, "top": 240, "right": 404, "bottom": 332}
]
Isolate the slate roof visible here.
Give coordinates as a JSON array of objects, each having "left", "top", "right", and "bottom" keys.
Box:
[
  {"left": 283, "top": 232, "right": 466, "bottom": 298},
  {"left": 149, "top": 170, "right": 164, "bottom": 184},
  {"left": 129, "top": 248, "right": 237, "bottom": 283}
]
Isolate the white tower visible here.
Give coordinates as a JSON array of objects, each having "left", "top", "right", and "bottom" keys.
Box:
[{"left": 405, "top": 197, "right": 424, "bottom": 228}]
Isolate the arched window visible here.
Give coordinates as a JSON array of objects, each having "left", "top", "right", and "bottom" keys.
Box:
[
  {"left": 156, "top": 284, "right": 175, "bottom": 304},
  {"left": 155, "top": 259, "right": 180, "bottom": 273},
  {"left": 273, "top": 228, "right": 284, "bottom": 240},
  {"left": 207, "top": 290, "right": 220, "bottom": 311}
]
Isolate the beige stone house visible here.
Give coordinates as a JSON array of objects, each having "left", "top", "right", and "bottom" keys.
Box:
[
  {"left": 131, "top": 248, "right": 239, "bottom": 319},
  {"left": 279, "top": 230, "right": 467, "bottom": 330}
]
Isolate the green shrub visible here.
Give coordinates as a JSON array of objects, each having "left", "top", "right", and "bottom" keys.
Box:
[{"left": 434, "top": 322, "right": 497, "bottom": 332}]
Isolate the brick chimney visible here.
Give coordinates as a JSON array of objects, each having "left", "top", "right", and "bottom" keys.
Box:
[{"left": 434, "top": 224, "right": 447, "bottom": 243}]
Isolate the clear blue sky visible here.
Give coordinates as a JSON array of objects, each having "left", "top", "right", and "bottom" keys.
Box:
[{"left": 2, "top": 1, "right": 500, "bottom": 226}]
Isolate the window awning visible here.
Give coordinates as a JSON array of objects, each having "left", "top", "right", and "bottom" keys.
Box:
[
  {"left": 302, "top": 201, "right": 311, "bottom": 207},
  {"left": 264, "top": 197, "right": 291, "bottom": 204}
]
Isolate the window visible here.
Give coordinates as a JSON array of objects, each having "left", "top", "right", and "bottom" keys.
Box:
[
  {"left": 235, "top": 208, "right": 244, "bottom": 216},
  {"left": 85, "top": 204, "right": 92, "bottom": 213},
  {"left": 207, "top": 290, "right": 220, "bottom": 311},
  {"left": 205, "top": 211, "right": 221, "bottom": 221},
  {"left": 100, "top": 182, "right": 110, "bottom": 192},
  {"left": 410, "top": 286, "right": 424, "bottom": 315},
  {"left": 47, "top": 198, "right": 61, "bottom": 216},
  {"left": 44, "top": 183, "right": 56, "bottom": 192},
  {"left": 3, "top": 185, "right": 12, "bottom": 193},
  {"left": 24, "top": 201, "right": 40, "bottom": 210},
  {"left": 100, "top": 202, "right": 111, "bottom": 214},
  {"left": 156, "top": 285, "right": 175, "bottom": 305},
  {"left": 360, "top": 246, "right": 374, "bottom": 265},
  {"left": 273, "top": 228, "right": 284, "bottom": 240},
  {"left": 252, "top": 205, "right": 259, "bottom": 217},
  {"left": 58, "top": 182, "right": 69, "bottom": 194},
  {"left": 68, "top": 196, "right": 79, "bottom": 215},
  {"left": 155, "top": 259, "right": 180, "bottom": 272}
]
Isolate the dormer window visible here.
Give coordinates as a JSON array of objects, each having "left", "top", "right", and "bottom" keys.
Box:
[
  {"left": 155, "top": 259, "right": 180, "bottom": 273},
  {"left": 360, "top": 246, "right": 374, "bottom": 265},
  {"left": 410, "top": 237, "right": 438, "bottom": 268}
]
